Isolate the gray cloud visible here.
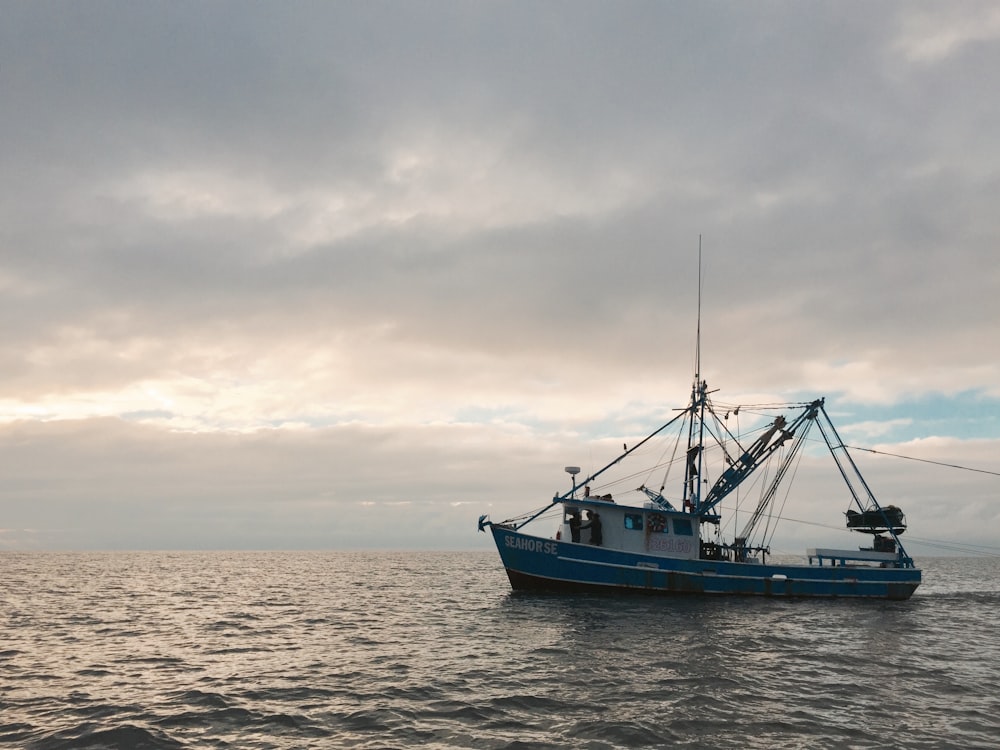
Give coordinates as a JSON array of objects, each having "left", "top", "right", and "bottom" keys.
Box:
[{"left": 1, "top": 2, "right": 998, "bottom": 550}]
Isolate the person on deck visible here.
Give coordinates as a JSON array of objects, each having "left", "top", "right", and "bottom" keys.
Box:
[
  {"left": 567, "top": 509, "right": 582, "bottom": 543},
  {"left": 581, "top": 510, "right": 603, "bottom": 546}
]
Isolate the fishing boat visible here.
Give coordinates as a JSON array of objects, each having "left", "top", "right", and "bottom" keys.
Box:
[{"left": 478, "top": 334, "right": 921, "bottom": 600}]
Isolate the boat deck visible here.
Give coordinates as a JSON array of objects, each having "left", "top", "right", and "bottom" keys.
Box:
[{"left": 807, "top": 548, "right": 899, "bottom": 566}]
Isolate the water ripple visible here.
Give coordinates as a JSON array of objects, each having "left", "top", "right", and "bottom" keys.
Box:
[{"left": 1, "top": 552, "right": 999, "bottom": 749}]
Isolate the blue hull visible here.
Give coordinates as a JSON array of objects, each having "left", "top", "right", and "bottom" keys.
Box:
[{"left": 491, "top": 526, "right": 921, "bottom": 600}]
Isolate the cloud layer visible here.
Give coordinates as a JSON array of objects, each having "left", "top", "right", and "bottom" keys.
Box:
[{"left": 2, "top": 2, "right": 998, "bottom": 552}]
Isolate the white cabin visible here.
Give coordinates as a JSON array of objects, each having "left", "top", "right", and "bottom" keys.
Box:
[{"left": 558, "top": 499, "right": 701, "bottom": 560}]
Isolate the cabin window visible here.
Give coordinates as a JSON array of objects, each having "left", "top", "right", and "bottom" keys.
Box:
[
  {"left": 624, "top": 513, "right": 643, "bottom": 531},
  {"left": 673, "top": 518, "right": 694, "bottom": 536}
]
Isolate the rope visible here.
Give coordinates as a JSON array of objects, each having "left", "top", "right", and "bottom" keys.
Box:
[{"left": 847, "top": 445, "right": 1000, "bottom": 478}]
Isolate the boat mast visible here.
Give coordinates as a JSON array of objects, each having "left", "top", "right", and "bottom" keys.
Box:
[{"left": 685, "top": 239, "right": 707, "bottom": 514}]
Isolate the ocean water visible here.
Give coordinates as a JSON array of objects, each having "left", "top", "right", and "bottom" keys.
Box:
[{"left": 2, "top": 552, "right": 998, "bottom": 750}]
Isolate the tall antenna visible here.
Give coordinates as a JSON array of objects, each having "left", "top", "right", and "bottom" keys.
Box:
[
  {"left": 695, "top": 235, "right": 702, "bottom": 381},
  {"left": 688, "top": 235, "right": 706, "bottom": 513}
]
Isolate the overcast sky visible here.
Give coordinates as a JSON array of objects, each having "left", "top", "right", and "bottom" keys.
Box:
[{"left": 2, "top": 2, "right": 998, "bottom": 555}]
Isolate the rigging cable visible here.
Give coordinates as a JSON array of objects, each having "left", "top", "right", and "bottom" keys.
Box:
[
  {"left": 761, "top": 439, "right": 807, "bottom": 551},
  {"left": 845, "top": 446, "right": 1000, "bottom": 478}
]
